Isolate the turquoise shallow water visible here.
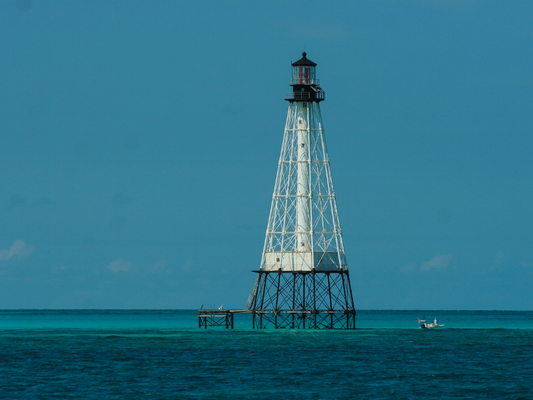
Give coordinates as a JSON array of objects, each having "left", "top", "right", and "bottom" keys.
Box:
[{"left": 1, "top": 310, "right": 532, "bottom": 399}]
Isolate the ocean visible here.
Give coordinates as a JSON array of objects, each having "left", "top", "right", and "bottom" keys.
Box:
[{"left": 1, "top": 310, "right": 532, "bottom": 399}]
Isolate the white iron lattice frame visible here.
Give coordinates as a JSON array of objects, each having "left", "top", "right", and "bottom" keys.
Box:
[{"left": 260, "top": 101, "right": 347, "bottom": 272}]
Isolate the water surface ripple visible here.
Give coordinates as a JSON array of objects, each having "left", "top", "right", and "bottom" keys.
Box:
[{"left": 1, "top": 310, "right": 532, "bottom": 399}]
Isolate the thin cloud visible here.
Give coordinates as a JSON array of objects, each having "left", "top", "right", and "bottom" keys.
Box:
[
  {"left": 421, "top": 254, "right": 452, "bottom": 272},
  {"left": 151, "top": 259, "right": 168, "bottom": 270},
  {"left": 150, "top": 259, "right": 171, "bottom": 276},
  {"left": 401, "top": 263, "right": 416, "bottom": 274},
  {"left": 0, "top": 240, "right": 35, "bottom": 261},
  {"left": 107, "top": 258, "right": 133, "bottom": 273}
]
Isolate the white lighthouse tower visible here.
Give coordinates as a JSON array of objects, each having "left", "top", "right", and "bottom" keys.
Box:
[{"left": 247, "top": 53, "right": 355, "bottom": 329}]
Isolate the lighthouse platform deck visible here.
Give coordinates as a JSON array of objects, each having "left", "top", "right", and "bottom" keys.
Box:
[{"left": 197, "top": 309, "right": 355, "bottom": 329}]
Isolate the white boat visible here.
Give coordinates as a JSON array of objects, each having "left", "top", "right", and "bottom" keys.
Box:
[{"left": 418, "top": 318, "right": 445, "bottom": 329}]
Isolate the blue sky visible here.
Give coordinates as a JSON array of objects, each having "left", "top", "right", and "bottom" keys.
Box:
[{"left": 1, "top": 0, "right": 532, "bottom": 310}]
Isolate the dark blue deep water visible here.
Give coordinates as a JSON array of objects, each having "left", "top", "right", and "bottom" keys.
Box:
[{"left": 1, "top": 310, "right": 532, "bottom": 399}]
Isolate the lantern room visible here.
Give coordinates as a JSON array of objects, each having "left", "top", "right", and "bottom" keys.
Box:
[
  {"left": 286, "top": 52, "right": 325, "bottom": 103},
  {"left": 291, "top": 52, "right": 317, "bottom": 85}
]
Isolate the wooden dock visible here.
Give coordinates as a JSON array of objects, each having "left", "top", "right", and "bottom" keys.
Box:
[{"left": 197, "top": 309, "right": 251, "bottom": 329}]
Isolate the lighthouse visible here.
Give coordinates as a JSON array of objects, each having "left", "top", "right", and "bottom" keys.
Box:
[{"left": 247, "top": 53, "right": 356, "bottom": 329}]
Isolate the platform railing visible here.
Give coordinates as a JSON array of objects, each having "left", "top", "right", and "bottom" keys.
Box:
[
  {"left": 284, "top": 91, "right": 325, "bottom": 101},
  {"left": 290, "top": 78, "right": 320, "bottom": 86}
]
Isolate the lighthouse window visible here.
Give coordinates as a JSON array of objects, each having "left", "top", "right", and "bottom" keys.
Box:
[{"left": 293, "top": 65, "right": 317, "bottom": 85}]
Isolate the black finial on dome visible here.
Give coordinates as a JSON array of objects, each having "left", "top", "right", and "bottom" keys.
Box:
[{"left": 302, "top": 52, "right": 307, "bottom": 57}]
